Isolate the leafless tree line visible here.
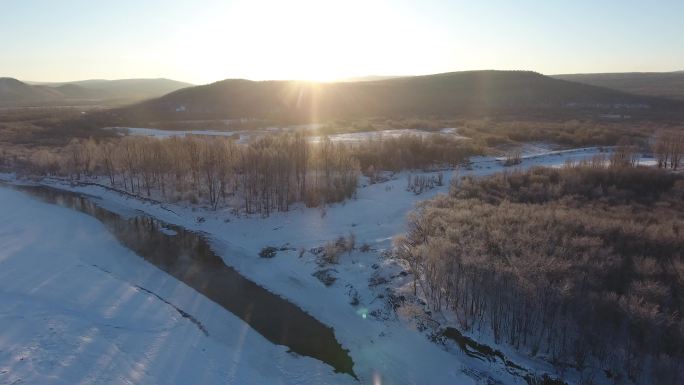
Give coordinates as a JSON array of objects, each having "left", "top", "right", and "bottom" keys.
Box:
[
  {"left": 20, "top": 132, "right": 477, "bottom": 215},
  {"left": 653, "top": 131, "right": 684, "bottom": 169},
  {"left": 396, "top": 165, "right": 684, "bottom": 385},
  {"left": 25, "top": 134, "right": 356, "bottom": 215}
]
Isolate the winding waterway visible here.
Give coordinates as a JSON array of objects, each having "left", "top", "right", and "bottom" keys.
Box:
[{"left": 8, "top": 184, "right": 356, "bottom": 379}]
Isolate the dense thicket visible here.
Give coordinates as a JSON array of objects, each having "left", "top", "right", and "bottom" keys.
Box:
[
  {"left": 397, "top": 165, "right": 684, "bottom": 385},
  {"left": 14, "top": 133, "right": 477, "bottom": 215},
  {"left": 352, "top": 134, "right": 479, "bottom": 172},
  {"left": 458, "top": 119, "right": 656, "bottom": 147}
]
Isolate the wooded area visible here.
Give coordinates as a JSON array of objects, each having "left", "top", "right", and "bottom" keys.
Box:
[
  {"left": 653, "top": 130, "right": 684, "bottom": 169},
  {"left": 396, "top": 164, "right": 684, "bottom": 385},
  {"left": 458, "top": 119, "right": 656, "bottom": 147},
  {"left": 7, "top": 133, "right": 477, "bottom": 215}
]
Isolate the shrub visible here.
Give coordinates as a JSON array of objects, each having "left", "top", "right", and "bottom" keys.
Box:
[
  {"left": 258, "top": 246, "right": 277, "bottom": 258},
  {"left": 322, "top": 241, "right": 339, "bottom": 264}
]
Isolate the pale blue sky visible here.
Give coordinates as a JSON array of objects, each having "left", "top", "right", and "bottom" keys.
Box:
[{"left": 1, "top": 0, "right": 682, "bottom": 84}]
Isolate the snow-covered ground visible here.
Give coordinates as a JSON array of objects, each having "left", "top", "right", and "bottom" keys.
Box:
[
  {"left": 488, "top": 145, "right": 613, "bottom": 162},
  {"left": 495, "top": 141, "right": 560, "bottom": 157},
  {"left": 308, "top": 128, "right": 467, "bottom": 143},
  {"left": 108, "top": 126, "right": 467, "bottom": 145},
  {"left": 108, "top": 126, "right": 240, "bottom": 138},
  {"left": 106, "top": 127, "right": 252, "bottom": 143},
  {"left": 2, "top": 147, "right": 650, "bottom": 385},
  {"left": 105, "top": 124, "right": 326, "bottom": 140},
  {"left": 0, "top": 187, "right": 356, "bottom": 385}
]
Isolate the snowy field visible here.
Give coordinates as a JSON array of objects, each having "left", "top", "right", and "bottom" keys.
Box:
[
  {"left": 0, "top": 187, "right": 356, "bottom": 385},
  {"left": 107, "top": 126, "right": 241, "bottom": 138},
  {"left": 105, "top": 124, "right": 325, "bottom": 140},
  {"left": 496, "top": 141, "right": 560, "bottom": 157},
  {"left": 308, "top": 128, "right": 467, "bottom": 143},
  {"left": 105, "top": 127, "right": 253, "bottom": 144},
  {"left": 1, "top": 147, "right": 648, "bottom": 385},
  {"left": 107, "top": 126, "right": 468, "bottom": 145}
]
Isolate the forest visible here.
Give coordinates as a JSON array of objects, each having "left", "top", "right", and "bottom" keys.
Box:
[
  {"left": 4, "top": 133, "right": 479, "bottom": 215},
  {"left": 396, "top": 164, "right": 684, "bottom": 385},
  {"left": 457, "top": 119, "right": 655, "bottom": 147}
]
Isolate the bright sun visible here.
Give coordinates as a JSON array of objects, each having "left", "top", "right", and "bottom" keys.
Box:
[{"left": 172, "top": 0, "right": 437, "bottom": 83}]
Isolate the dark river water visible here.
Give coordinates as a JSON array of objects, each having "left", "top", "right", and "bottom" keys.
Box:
[{"left": 9, "top": 184, "right": 356, "bottom": 379}]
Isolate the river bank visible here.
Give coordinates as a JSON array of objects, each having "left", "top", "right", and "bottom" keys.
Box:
[{"left": 0, "top": 147, "right": 631, "bottom": 384}]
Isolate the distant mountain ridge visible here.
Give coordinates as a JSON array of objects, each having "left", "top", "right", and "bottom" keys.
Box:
[
  {"left": 338, "top": 75, "right": 404, "bottom": 82},
  {"left": 0, "top": 78, "right": 192, "bottom": 106},
  {"left": 552, "top": 72, "right": 684, "bottom": 101},
  {"left": 99, "top": 70, "right": 682, "bottom": 125},
  {"left": 0, "top": 77, "right": 65, "bottom": 104}
]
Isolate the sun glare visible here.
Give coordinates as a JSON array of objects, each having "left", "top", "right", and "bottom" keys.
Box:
[{"left": 170, "top": 0, "right": 446, "bottom": 83}]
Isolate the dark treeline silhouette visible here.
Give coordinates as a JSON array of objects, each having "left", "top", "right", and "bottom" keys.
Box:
[
  {"left": 14, "top": 133, "right": 478, "bottom": 215},
  {"left": 553, "top": 72, "right": 684, "bottom": 101},
  {"left": 396, "top": 164, "right": 684, "bottom": 385}
]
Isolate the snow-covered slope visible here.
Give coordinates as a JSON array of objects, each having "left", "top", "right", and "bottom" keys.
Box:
[{"left": 0, "top": 187, "right": 356, "bottom": 385}]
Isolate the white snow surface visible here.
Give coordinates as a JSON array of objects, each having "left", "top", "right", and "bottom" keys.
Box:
[
  {"left": 107, "top": 127, "right": 241, "bottom": 139},
  {"left": 2, "top": 147, "right": 651, "bottom": 385},
  {"left": 108, "top": 126, "right": 467, "bottom": 145},
  {"left": 0, "top": 187, "right": 356, "bottom": 385},
  {"left": 308, "top": 128, "right": 467, "bottom": 143}
]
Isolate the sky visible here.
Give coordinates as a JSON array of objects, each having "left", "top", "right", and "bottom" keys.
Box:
[{"left": 1, "top": 0, "right": 683, "bottom": 84}]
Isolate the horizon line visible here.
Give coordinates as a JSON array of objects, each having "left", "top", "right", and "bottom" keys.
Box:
[{"left": 7, "top": 68, "right": 684, "bottom": 86}]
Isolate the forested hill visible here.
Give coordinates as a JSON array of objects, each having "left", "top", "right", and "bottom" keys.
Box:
[
  {"left": 93, "top": 70, "right": 683, "bottom": 125},
  {"left": 29, "top": 78, "right": 193, "bottom": 103},
  {"left": 0, "top": 77, "right": 192, "bottom": 106},
  {"left": 553, "top": 72, "right": 684, "bottom": 101},
  {"left": 0, "top": 78, "right": 70, "bottom": 105}
]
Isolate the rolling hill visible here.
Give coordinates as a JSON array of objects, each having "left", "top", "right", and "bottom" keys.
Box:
[
  {"left": 0, "top": 77, "right": 67, "bottom": 104},
  {"left": 0, "top": 78, "right": 192, "bottom": 106},
  {"left": 553, "top": 72, "right": 684, "bottom": 100},
  {"left": 28, "top": 78, "right": 193, "bottom": 102},
  {"left": 99, "top": 70, "right": 682, "bottom": 126}
]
